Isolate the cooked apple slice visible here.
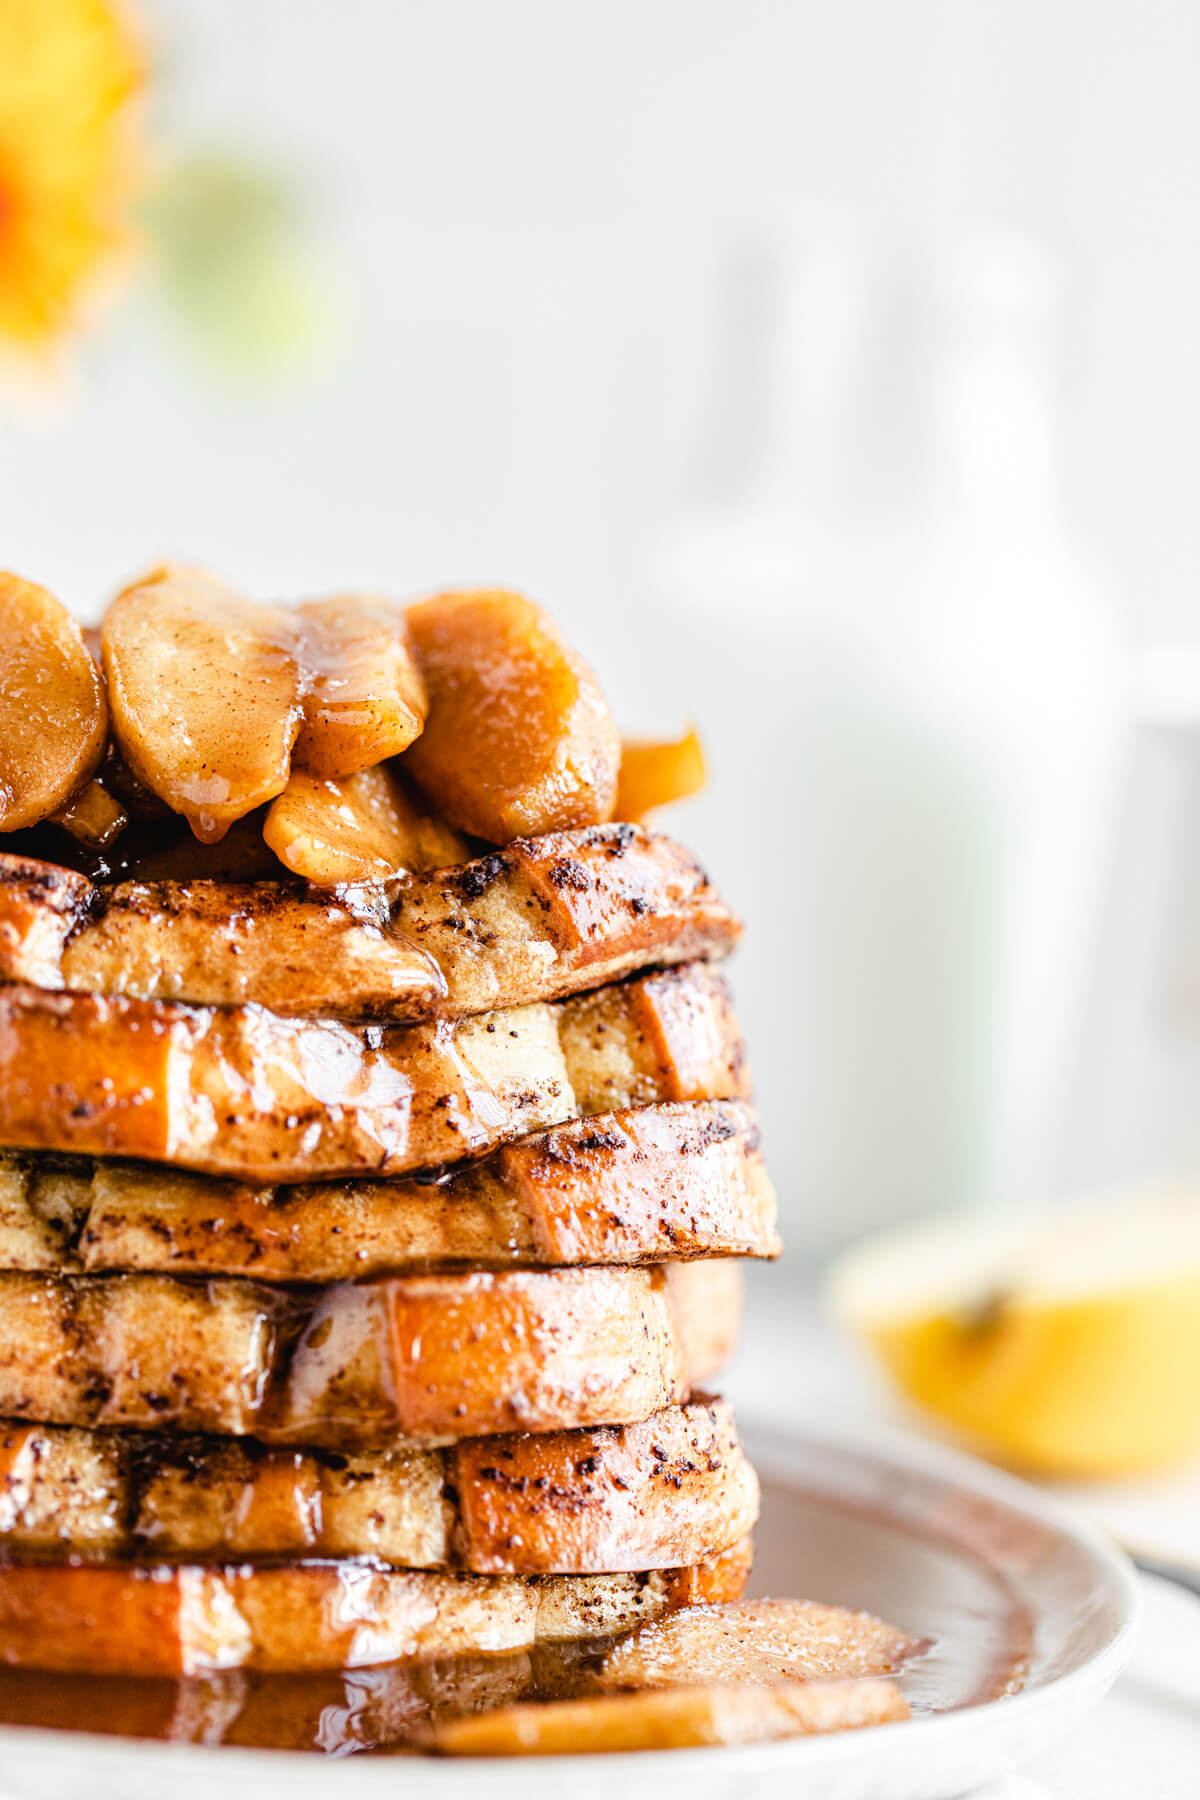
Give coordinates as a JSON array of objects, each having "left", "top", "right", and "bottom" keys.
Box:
[
  {"left": 293, "top": 594, "right": 427, "bottom": 778},
  {"left": 0, "top": 573, "right": 108, "bottom": 833},
  {"left": 616, "top": 728, "right": 706, "bottom": 821},
  {"left": 101, "top": 564, "right": 305, "bottom": 843},
  {"left": 430, "top": 1678, "right": 909, "bottom": 1754},
  {"left": 263, "top": 764, "right": 468, "bottom": 883},
  {"left": 404, "top": 590, "right": 620, "bottom": 843},
  {"left": 51, "top": 781, "right": 128, "bottom": 848}
]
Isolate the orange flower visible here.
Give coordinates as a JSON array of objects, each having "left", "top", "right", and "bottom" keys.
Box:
[{"left": 0, "top": 0, "right": 142, "bottom": 347}]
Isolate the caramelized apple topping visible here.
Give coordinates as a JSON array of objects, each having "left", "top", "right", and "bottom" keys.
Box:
[
  {"left": 51, "top": 781, "right": 128, "bottom": 848},
  {"left": 14, "top": 567, "right": 700, "bottom": 866},
  {"left": 101, "top": 564, "right": 306, "bottom": 844},
  {"left": 616, "top": 727, "right": 706, "bottom": 821},
  {"left": 293, "top": 594, "right": 427, "bottom": 778},
  {"left": 263, "top": 763, "right": 468, "bottom": 883},
  {"left": 403, "top": 590, "right": 620, "bottom": 843},
  {"left": 0, "top": 573, "right": 108, "bottom": 834}
]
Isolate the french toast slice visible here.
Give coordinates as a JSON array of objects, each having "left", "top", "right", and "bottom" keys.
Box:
[
  {"left": 428, "top": 1677, "right": 909, "bottom": 1754},
  {"left": 0, "top": 1536, "right": 752, "bottom": 1675},
  {"left": 0, "top": 1594, "right": 919, "bottom": 1753},
  {"left": 0, "top": 1101, "right": 776, "bottom": 1279},
  {"left": 0, "top": 1261, "right": 738, "bottom": 1444},
  {"left": 0, "top": 962, "right": 745, "bottom": 1183},
  {"left": 0, "top": 1398, "right": 757, "bottom": 1572},
  {"left": 571, "top": 1597, "right": 926, "bottom": 1689},
  {"left": 0, "top": 825, "right": 738, "bottom": 1019}
]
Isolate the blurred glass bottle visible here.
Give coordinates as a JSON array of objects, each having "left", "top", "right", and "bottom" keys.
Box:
[{"left": 642, "top": 230, "right": 1125, "bottom": 1259}]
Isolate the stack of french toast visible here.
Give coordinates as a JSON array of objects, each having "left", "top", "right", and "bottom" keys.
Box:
[{"left": 0, "top": 567, "right": 918, "bottom": 1755}]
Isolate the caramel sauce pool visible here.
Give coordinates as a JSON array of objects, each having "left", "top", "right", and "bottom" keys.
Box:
[{"left": 747, "top": 1473, "right": 1033, "bottom": 1714}]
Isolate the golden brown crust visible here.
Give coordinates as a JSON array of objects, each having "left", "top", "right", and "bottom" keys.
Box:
[
  {"left": 0, "top": 1536, "right": 752, "bottom": 1675},
  {"left": 0, "top": 1261, "right": 740, "bottom": 1446},
  {"left": 0, "top": 858, "right": 92, "bottom": 991},
  {"left": 448, "top": 1399, "right": 755, "bottom": 1576},
  {"left": 0, "top": 825, "right": 739, "bottom": 1019},
  {"left": 0, "top": 1102, "right": 776, "bottom": 1279},
  {"left": 0, "top": 963, "right": 746, "bottom": 1183},
  {"left": 0, "top": 1399, "right": 758, "bottom": 1574}
]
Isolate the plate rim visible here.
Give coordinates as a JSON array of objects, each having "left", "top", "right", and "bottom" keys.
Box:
[{"left": 0, "top": 1418, "right": 1141, "bottom": 1788}]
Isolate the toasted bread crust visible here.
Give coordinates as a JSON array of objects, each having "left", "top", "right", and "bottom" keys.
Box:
[
  {"left": 0, "top": 1262, "right": 739, "bottom": 1445},
  {"left": 0, "top": 963, "right": 746, "bottom": 1183},
  {"left": 0, "top": 1399, "right": 757, "bottom": 1573},
  {"left": 428, "top": 1674, "right": 908, "bottom": 1754},
  {"left": 0, "top": 1101, "right": 776, "bottom": 1280},
  {"left": 0, "top": 826, "right": 739, "bottom": 1019},
  {"left": 0, "top": 1536, "right": 752, "bottom": 1675}
]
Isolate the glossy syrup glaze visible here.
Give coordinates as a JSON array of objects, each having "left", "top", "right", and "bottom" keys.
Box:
[
  {"left": 0, "top": 1263, "right": 730, "bottom": 1446},
  {"left": 0, "top": 1463, "right": 1033, "bottom": 1754}
]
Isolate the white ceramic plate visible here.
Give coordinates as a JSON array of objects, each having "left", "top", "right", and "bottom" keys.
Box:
[{"left": 0, "top": 1422, "right": 1137, "bottom": 1800}]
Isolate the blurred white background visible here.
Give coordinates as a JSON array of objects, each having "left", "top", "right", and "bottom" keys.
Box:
[
  {"left": 2, "top": 0, "right": 1196, "bottom": 639},
  {"left": 3, "top": 0, "right": 1200, "bottom": 1257}
]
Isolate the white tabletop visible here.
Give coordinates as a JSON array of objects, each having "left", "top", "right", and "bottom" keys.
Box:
[{"left": 728, "top": 1278, "right": 1200, "bottom": 1800}]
